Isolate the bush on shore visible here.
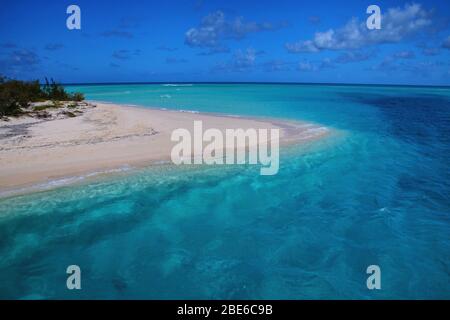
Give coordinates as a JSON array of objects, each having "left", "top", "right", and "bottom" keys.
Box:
[{"left": 0, "top": 75, "right": 84, "bottom": 117}]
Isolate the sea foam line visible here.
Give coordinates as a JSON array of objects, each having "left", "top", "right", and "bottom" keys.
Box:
[{"left": 0, "top": 166, "right": 133, "bottom": 198}]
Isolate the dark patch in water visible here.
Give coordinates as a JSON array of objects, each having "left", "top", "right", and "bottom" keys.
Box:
[
  {"left": 112, "top": 276, "right": 128, "bottom": 293},
  {"left": 340, "top": 92, "right": 450, "bottom": 209},
  {"left": 340, "top": 93, "right": 450, "bottom": 147}
]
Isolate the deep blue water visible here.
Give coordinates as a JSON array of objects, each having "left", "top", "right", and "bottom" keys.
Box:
[{"left": 0, "top": 84, "right": 449, "bottom": 299}]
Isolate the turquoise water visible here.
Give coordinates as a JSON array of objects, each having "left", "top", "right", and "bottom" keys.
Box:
[{"left": 1, "top": 84, "right": 449, "bottom": 299}]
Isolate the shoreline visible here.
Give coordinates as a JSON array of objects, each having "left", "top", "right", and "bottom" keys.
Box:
[{"left": 0, "top": 101, "right": 331, "bottom": 198}]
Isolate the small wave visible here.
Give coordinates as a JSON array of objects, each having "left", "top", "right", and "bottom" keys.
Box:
[
  {"left": 83, "top": 166, "right": 133, "bottom": 178},
  {"left": 305, "top": 127, "right": 328, "bottom": 134},
  {"left": 153, "top": 160, "right": 171, "bottom": 165},
  {"left": 162, "top": 84, "right": 193, "bottom": 87},
  {"left": 0, "top": 166, "right": 133, "bottom": 198},
  {"left": 160, "top": 94, "right": 172, "bottom": 99},
  {"left": 178, "top": 109, "right": 199, "bottom": 114},
  {"left": 298, "top": 127, "right": 329, "bottom": 140}
]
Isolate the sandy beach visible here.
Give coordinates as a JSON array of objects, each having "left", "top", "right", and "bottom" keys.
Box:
[{"left": 0, "top": 102, "right": 329, "bottom": 193}]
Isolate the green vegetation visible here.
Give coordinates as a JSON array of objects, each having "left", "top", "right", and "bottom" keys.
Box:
[
  {"left": 52, "top": 100, "right": 64, "bottom": 108},
  {"left": 60, "top": 111, "right": 77, "bottom": 118},
  {"left": 0, "top": 75, "right": 85, "bottom": 117},
  {"left": 71, "top": 92, "right": 85, "bottom": 102},
  {"left": 67, "top": 103, "right": 78, "bottom": 109},
  {"left": 0, "top": 76, "right": 41, "bottom": 117},
  {"left": 32, "top": 100, "right": 68, "bottom": 112},
  {"left": 33, "top": 104, "right": 56, "bottom": 111}
]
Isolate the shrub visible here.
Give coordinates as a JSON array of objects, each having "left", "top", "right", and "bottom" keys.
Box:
[
  {"left": 0, "top": 78, "right": 39, "bottom": 116},
  {"left": 42, "top": 78, "right": 68, "bottom": 100},
  {"left": 0, "top": 75, "right": 85, "bottom": 117},
  {"left": 33, "top": 104, "right": 56, "bottom": 111},
  {"left": 70, "top": 92, "right": 85, "bottom": 102}
]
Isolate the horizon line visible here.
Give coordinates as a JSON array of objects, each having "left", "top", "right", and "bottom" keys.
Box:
[{"left": 61, "top": 81, "right": 450, "bottom": 89}]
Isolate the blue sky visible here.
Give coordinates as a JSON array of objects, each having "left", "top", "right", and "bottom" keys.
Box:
[{"left": 1, "top": 0, "right": 449, "bottom": 85}]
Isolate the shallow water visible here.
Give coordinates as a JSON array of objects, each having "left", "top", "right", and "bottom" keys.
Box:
[{"left": 0, "top": 84, "right": 449, "bottom": 299}]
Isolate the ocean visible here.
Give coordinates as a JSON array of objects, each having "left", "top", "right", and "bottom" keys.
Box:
[{"left": 0, "top": 83, "right": 449, "bottom": 299}]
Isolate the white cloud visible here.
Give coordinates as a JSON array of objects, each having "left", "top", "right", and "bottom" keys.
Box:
[
  {"left": 186, "top": 11, "right": 286, "bottom": 51},
  {"left": 335, "top": 51, "right": 372, "bottom": 63},
  {"left": 286, "top": 3, "right": 433, "bottom": 53},
  {"left": 296, "top": 58, "right": 335, "bottom": 72},
  {"left": 393, "top": 50, "right": 416, "bottom": 59},
  {"left": 213, "top": 48, "right": 258, "bottom": 72},
  {"left": 298, "top": 61, "right": 316, "bottom": 72}
]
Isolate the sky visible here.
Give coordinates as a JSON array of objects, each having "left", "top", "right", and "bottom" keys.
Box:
[{"left": 1, "top": 0, "right": 450, "bottom": 85}]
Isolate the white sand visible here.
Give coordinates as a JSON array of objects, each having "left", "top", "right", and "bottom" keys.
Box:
[{"left": 0, "top": 102, "right": 329, "bottom": 193}]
